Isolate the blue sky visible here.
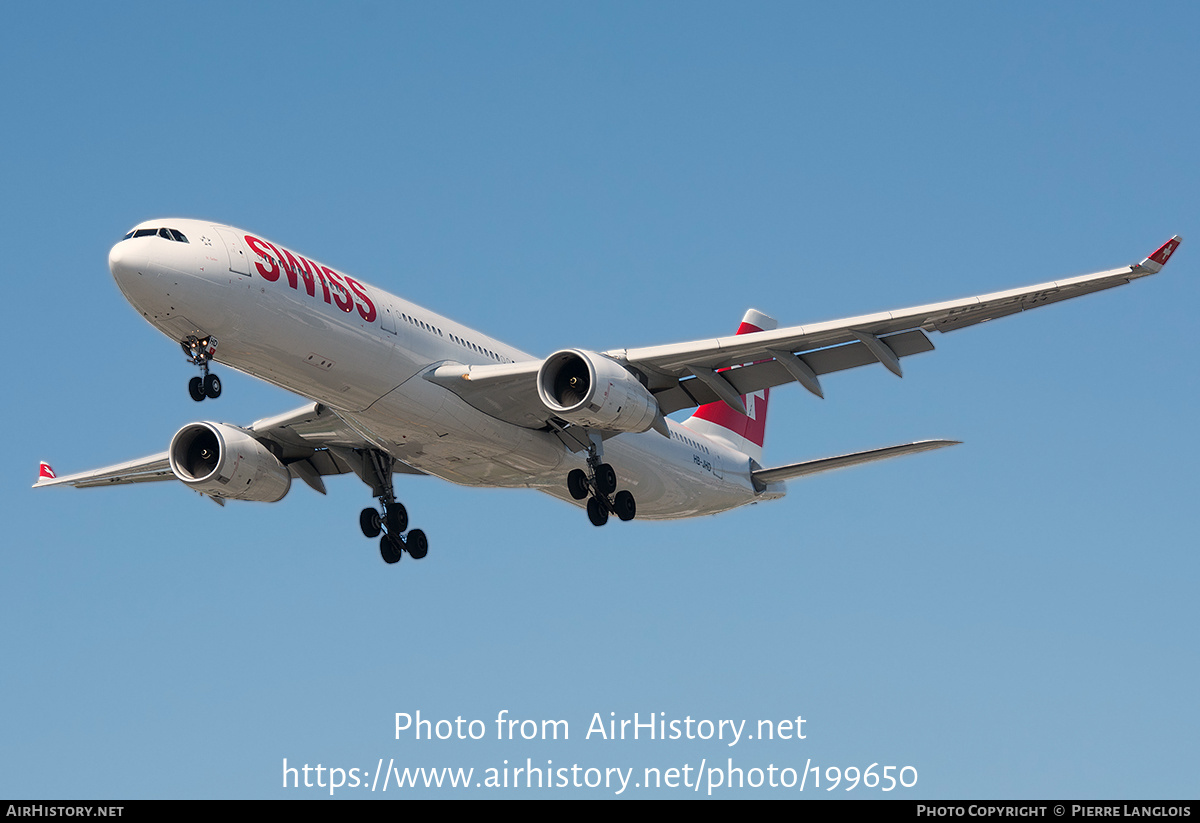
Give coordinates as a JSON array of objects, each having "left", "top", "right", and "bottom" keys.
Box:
[{"left": 3, "top": 2, "right": 1197, "bottom": 799}]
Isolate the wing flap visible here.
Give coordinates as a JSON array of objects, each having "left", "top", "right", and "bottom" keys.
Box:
[
  {"left": 248, "top": 403, "right": 372, "bottom": 456},
  {"left": 249, "top": 402, "right": 424, "bottom": 476},
  {"left": 654, "top": 330, "right": 934, "bottom": 415}
]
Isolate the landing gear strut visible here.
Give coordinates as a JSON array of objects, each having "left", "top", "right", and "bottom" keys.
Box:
[
  {"left": 182, "top": 335, "right": 221, "bottom": 401},
  {"left": 357, "top": 449, "right": 428, "bottom": 566},
  {"left": 568, "top": 435, "right": 636, "bottom": 527}
]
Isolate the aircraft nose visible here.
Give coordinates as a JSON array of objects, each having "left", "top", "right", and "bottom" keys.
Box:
[
  {"left": 109, "top": 240, "right": 138, "bottom": 284},
  {"left": 108, "top": 239, "right": 149, "bottom": 297},
  {"left": 109, "top": 240, "right": 126, "bottom": 276}
]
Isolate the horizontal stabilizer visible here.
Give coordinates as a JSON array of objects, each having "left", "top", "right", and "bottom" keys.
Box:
[{"left": 752, "top": 439, "right": 960, "bottom": 488}]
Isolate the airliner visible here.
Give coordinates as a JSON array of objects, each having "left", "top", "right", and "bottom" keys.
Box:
[{"left": 34, "top": 220, "right": 1182, "bottom": 566}]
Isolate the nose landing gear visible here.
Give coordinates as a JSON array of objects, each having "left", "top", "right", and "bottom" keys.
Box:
[{"left": 182, "top": 335, "right": 221, "bottom": 401}]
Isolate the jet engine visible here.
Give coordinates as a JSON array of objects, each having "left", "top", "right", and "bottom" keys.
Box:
[
  {"left": 168, "top": 422, "right": 292, "bottom": 502},
  {"left": 537, "top": 349, "right": 660, "bottom": 433}
]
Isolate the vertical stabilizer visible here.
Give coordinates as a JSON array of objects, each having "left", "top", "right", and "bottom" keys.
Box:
[{"left": 684, "top": 309, "right": 776, "bottom": 464}]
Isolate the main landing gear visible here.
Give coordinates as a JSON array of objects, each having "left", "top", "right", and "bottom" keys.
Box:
[
  {"left": 358, "top": 450, "right": 428, "bottom": 566},
  {"left": 182, "top": 334, "right": 221, "bottom": 401},
  {"left": 567, "top": 438, "right": 636, "bottom": 527}
]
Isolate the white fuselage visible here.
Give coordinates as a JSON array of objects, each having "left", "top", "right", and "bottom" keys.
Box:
[{"left": 107, "top": 218, "right": 774, "bottom": 519}]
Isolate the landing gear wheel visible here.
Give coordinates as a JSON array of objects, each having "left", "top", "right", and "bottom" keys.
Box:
[
  {"left": 203, "top": 373, "right": 222, "bottom": 399},
  {"left": 614, "top": 490, "right": 636, "bottom": 522},
  {"left": 360, "top": 508, "right": 382, "bottom": 538},
  {"left": 380, "top": 533, "right": 403, "bottom": 564},
  {"left": 595, "top": 463, "right": 617, "bottom": 496},
  {"left": 567, "top": 469, "right": 589, "bottom": 500},
  {"left": 188, "top": 376, "right": 205, "bottom": 402},
  {"left": 406, "top": 529, "right": 428, "bottom": 559},
  {"left": 361, "top": 449, "right": 427, "bottom": 567},
  {"left": 385, "top": 503, "right": 408, "bottom": 534},
  {"left": 587, "top": 497, "right": 609, "bottom": 527}
]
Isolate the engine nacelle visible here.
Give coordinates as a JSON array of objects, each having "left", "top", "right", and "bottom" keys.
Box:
[
  {"left": 168, "top": 422, "right": 292, "bottom": 502},
  {"left": 537, "top": 349, "right": 660, "bottom": 433}
]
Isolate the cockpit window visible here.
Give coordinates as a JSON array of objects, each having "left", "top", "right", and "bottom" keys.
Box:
[{"left": 124, "top": 227, "right": 189, "bottom": 243}]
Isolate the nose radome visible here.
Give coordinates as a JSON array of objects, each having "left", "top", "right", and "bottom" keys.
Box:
[
  {"left": 108, "top": 239, "right": 150, "bottom": 301},
  {"left": 109, "top": 241, "right": 128, "bottom": 278},
  {"left": 109, "top": 240, "right": 140, "bottom": 283}
]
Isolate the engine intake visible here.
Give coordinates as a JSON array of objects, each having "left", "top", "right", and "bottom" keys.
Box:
[
  {"left": 537, "top": 349, "right": 660, "bottom": 433},
  {"left": 168, "top": 422, "right": 292, "bottom": 502}
]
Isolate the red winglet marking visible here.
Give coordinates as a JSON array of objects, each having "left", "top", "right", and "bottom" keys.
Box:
[{"left": 1150, "top": 237, "right": 1181, "bottom": 266}]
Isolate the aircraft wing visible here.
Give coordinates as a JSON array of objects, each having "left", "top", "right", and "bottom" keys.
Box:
[
  {"left": 33, "top": 403, "right": 426, "bottom": 493},
  {"left": 429, "top": 235, "right": 1181, "bottom": 424},
  {"left": 615, "top": 235, "right": 1182, "bottom": 413},
  {"left": 34, "top": 454, "right": 173, "bottom": 488}
]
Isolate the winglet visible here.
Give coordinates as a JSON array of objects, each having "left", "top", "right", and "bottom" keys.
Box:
[
  {"left": 36, "top": 461, "right": 57, "bottom": 485},
  {"left": 1131, "top": 235, "right": 1182, "bottom": 276}
]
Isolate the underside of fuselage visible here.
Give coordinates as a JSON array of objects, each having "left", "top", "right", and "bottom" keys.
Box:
[{"left": 108, "top": 218, "right": 767, "bottom": 530}]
